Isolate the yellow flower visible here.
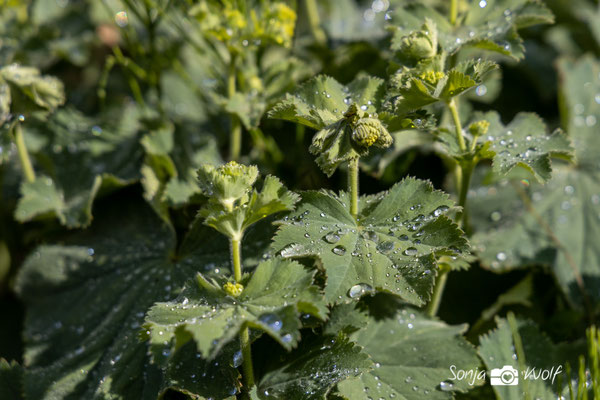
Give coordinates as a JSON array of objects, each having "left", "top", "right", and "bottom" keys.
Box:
[
  {"left": 223, "top": 282, "right": 244, "bottom": 297},
  {"left": 419, "top": 70, "right": 445, "bottom": 84},
  {"left": 469, "top": 120, "right": 490, "bottom": 137}
]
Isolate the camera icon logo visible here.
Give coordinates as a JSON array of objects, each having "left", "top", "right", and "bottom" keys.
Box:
[{"left": 490, "top": 365, "right": 519, "bottom": 386}]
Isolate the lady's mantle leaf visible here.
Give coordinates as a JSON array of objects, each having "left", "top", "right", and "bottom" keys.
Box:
[
  {"left": 14, "top": 107, "right": 144, "bottom": 228},
  {"left": 469, "top": 56, "right": 600, "bottom": 309},
  {"left": 479, "top": 317, "right": 575, "bottom": 400},
  {"left": 272, "top": 177, "right": 468, "bottom": 305},
  {"left": 337, "top": 309, "right": 483, "bottom": 400},
  {"left": 14, "top": 201, "right": 272, "bottom": 399},
  {"left": 0, "top": 359, "right": 22, "bottom": 400},
  {"left": 0, "top": 64, "right": 65, "bottom": 113},
  {"left": 145, "top": 257, "right": 327, "bottom": 360},
  {"left": 269, "top": 75, "right": 406, "bottom": 176},
  {"left": 390, "top": 59, "right": 498, "bottom": 114},
  {"left": 390, "top": 1, "right": 553, "bottom": 60},
  {"left": 438, "top": 111, "right": 573, "bottom": 182},
  {"left": 268, "top": 75, "right": 385, "bottom": 130},
  {"left": 257, "top": 334, "right": 372, "bottom": 400}
]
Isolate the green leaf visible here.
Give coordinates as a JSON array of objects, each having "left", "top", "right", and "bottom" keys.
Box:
[
  {"left": 337, "top": 309, "right": 483, "bottom": 399},
  {"left": 391, "top": 60, "right": 498, "bottom": 113},
  {"left": 0, "top": 359, "right": 23, "bottom": 400},
  {"left": 0, "top": 64, "right": 65, "bottom": 113},
  {"left": 390, "top": 1, "right": 554, "bottom": 60},
  {"left": 223, "top": 92, "right": 266, "bottom": 130},
  {"left": 438, "top": 111, "right": 573, "bottom": 182},
  {"left": 14, "top": 201, "right": 273, "bottom": 399},
  {"left": 199, "top": 166, "right": 300, "bottom": 239},
  {"left": 323, "top": 303, "right": 369, "bottom": 336},
  {"left": 257, "top": 334, "right": 372, "bottom": 400},
  {"left": 478, "top": 316, "right": 573, "bottom": 400},
  {"left": 271, "top": 74, "right": 423, "bottom": 175},
  {"left": 469, "top": 56, "right": 600, "bottom": 309},
  {"left": 272, "top": 177, "right": 468, "bottom": 305},
  {"left": 13, "top": 107, "right": 143, "bottom": 228},
  {"left": 145, "top": 257, "right": 327, "bottom": 360}
]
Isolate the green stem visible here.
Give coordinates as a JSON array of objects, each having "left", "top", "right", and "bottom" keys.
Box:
[
  {"left": 228, "top": 54, "right": 242, "bottom": 161},
  {"left": 428, "top": 99, "right": 471, "bottom": 316},
  {"left": 426, "top": 265, "right": 449, "bottom": 317},
  {"left": 239, "top": 326, "right": 255, "bottom": 390},
  {"left": 304, "top": 0, "right": 326, "bottom": 45},
  {"left": 449, "top": 0, "right": 458, "bottom": 25},
  {"left": 14, "top": 123, "right": 36, "bottom": 183},
  {"left": 231, "top": 238, "right": 242, "bottom": 282},
  {"left": 456, "top": 160, "right": 474, "bottom": 229},
  {"left": 448, "top": 98, "right": 466, "bottom": 152},
  {"left": 348, "top": 157, "right": 359, "bottom": 220},
  {"left": 230, "top": 237, "right": 255, "bottom": 391}
]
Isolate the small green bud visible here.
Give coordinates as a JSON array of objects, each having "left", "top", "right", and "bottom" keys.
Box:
[
  {"left": 223, "top": 282, "right": 244, "bottom": 297},
  {"left": 469, "top": 120, "right": 490, "bottom": 137},
  {"left": 197, "top": 161, "right": 259, "bottom": 209},
  {"left": 419, "top": 70, "right": 445, "bottom": 84},
  {"left": 351, "top": 118, "right": 393, "bottom": 152},
  {"left": 399, "top": 19, "right": 438, "bottom": 60}
]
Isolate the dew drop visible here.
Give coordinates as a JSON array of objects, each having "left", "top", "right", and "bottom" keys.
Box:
[
  {"left": 258, "top": 313, "right": 282, "bottom": 332},
  {"left": 324, "top": 232, "right": 341, "bottom": 244},
  {"left": 433, "top": 205, "right": 449, "bottom": 217},
  {"left": 348, "top": 283, "right": 373, "bottom": 298},
  {"left": 403, "top": 247, "right": 418, "bottom": 256},
  {"left": 439, "top": 381, "right": 454, "bottom": 391},
  {"left": 332, "top": 245, "right": 346, "bottom": 256}
]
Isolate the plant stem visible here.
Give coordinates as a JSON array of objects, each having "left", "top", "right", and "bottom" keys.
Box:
[
  {"left": 239, "top": 325, "right": 255, "bottom": 389},
  {"left": 304, "top": 0, "right": 326, "bottom": 45},
  {"left": 13, "top": 123, "right": 36, "bottom": 183},
  {"left": 348, "top": 157, "right": 359, "bottom": 220},
  {"left": 448, "top": 98, "right": 466, "bottom": 152},
  {"left": 456, "top": 161, "right": 473, "bottom": 228},
  {"left": 231, "top": 238, "right": 242, "bottom": 282},
  {"left": 228, "top": 54, "right": 242, "bottom": 161},
  {"left": 449, "top": 0, "right": 458, "bottom": 25},
  {"left": 428, "top": 99, "right": 470, "bottom": 316},
  {"left": 426, "top": 265, "right": 449, "bottom": 317},
  {"left": 230, "top": 237, "right": 255, "bottom": 390}
]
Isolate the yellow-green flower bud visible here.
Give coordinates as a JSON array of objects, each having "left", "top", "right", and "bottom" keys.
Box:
[
  {"left": 399, "top": 19, "right": 438, "bottom": 60},
  {"left": 419, "top": 70, "right": 445, "bottom": 84},
  {"left": 351, "top": 118, "right": 393, "bottom": 151},
  {"left": 223, "top": 282, "right": 244, "bottom": 297},
  {"left": 469, "top": 120, "right": 490, "bottom": 137},
  {"left": 197, "top": 161, "right": 259, "bottom": 209}
]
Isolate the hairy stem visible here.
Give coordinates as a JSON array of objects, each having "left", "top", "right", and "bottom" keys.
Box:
[
  {"left": 231, "top": 238, "right": 242, "bottom": 282},
  {"left": 449, "top": 0, "right": 458, "bottom": 25},
  {"left": 239, "top": 326, "right": 255, "bottom": 390},
  {"left": 14, "top": 123, "right": 36, "bottom": 183},
  {"left": 428, "top": 99, "right": 471, "bottom": 316},
  {"left": 456, "top": 160, "right": 474, "bottom": 228},
  {"left": 448, "top": 98, "right": 466, "bottom": 152},
  {"left": 230, "top": 237, "right": 255, "bottom": 390},
  {"left": 305, "top": 0, "right": 326, "bottom": 45},
  {"left": 348, "top": 157, "right": 359, "bottom": 220},
  {"left": 228, "top": 54, "right": 242, "bottom": 161},
  {"left": 426, "top": 265, "right": 449, "bottom": 317}
]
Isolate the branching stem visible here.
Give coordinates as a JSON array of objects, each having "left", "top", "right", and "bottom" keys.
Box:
[
  {"left": 14, "top": 123, "right": 36, "bottom": 183},
  {"left": 348, "top": 157, "right": 359, "bottom": 220},
  {"left": 428, "top": 99, "right": 472, "bottom": 316}
]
